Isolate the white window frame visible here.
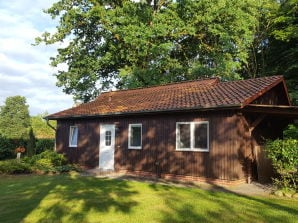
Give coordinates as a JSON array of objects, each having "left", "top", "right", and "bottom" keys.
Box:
[
  {"left": 69, "top": 126, "right": 78, "bottom": 147},
  {"left": 176, "top": 121, "right": 209, "bottom": 152},
  {"left": 128, "top": 123, "right": 142, "bottom": 149}
]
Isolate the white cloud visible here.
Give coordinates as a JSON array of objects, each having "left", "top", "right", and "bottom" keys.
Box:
[{"left": 0, "top": 0, "right": 74, "bottom": 115}]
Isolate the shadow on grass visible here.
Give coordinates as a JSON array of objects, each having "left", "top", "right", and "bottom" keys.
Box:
[
  {"left": 0, "top": 174, "right": 138, "bottom": 223},
  {"left": 148, "top": 181, "right": 298, "bottom": 223}
]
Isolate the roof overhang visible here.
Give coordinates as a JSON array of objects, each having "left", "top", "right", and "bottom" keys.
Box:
[
  {"left": 44, "top": 104, "right": 241, "bottom": 120},
  {"left": 243, "top": 104, "right": 298, "bottom": 118}
]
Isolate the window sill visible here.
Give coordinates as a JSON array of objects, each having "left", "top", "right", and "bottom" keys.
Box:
[
  {"left": 128, "top": 147, "right": 142, "bottom": 150},
  {"left": 69, "top": 145, "right": 78, "bottom": 148},
  {"left": 176, "top": 148, "right": 209, "bottom": 152}
]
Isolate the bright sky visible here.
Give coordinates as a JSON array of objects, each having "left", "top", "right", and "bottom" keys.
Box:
[{"left": 0, "top": 0, "right": 73, "bottom": 115}]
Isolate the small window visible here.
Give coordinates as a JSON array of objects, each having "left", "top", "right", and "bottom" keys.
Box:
[
  {"left": 105, "top": 130, "right": 112, "bottom": 146},
  {"left": 176, "top": 122, "right": 209, "bottom": 151},
  {"left": 128, "top": 124, "right": 142, "bottom": 149},
  {"left": 69, "top": 126, "right": 78, "bottom": 147}
]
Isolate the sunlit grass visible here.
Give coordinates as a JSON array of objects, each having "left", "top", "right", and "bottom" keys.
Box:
[{"left": 0, "top": 174, "right": 297, "bottom": 223}]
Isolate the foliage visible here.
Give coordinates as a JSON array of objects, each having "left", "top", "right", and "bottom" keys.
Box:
[
  {"left": 0, "top": 135, "right": 55, "bottom": 160},
  {"left": 36, "top": 0, "right": 267, "bottom": 102},
  {"left": 35, "top": 139, "right": 55, "bottom": 154},
  {"left": 261, "top": 0, "right": 298, "bottom": 105},
  {"left": 0, "top": 175, "right": 297, "bottom": 223},
  {"left": 26, "top": 128, "right": 36, "bottom": 157},
  {"left": 31, "top": 113, "right": 56, "bottom": 139},
  {"left": 0, "top": 136, "right": 28, "bottom": 160},
  {"left": 0, "top": 135, "right": 14, "bottom": 160},
  {"left": 0, "top": 160, "right": 32, "bottom": 174},
  {"left": 0, "top": 150, "right": 74, "bottom": 174},
  {"left": 23, "top": 150, "right": 67, "bottom": 172},
  {"left": 0, "top": 96, "right": 31, "bottom": 139},
  {"left": 265, "top": 139, "right": 298, "bottom": 191},
  {"left": 283, "top": 123, "right": 298, "bottom": 139}
]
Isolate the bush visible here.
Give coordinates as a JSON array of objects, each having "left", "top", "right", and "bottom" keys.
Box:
[
  {"left": 283, "top": 124, "right": 298, "bottom": 139},
  {"left": 0, "top": 135, "right": 14, "bottom": 160},
  {"left": 0, "top": 136, "right": 29, "bottom": 160},
  {"left": 265, "top": 139, "right": 298, "bottom": 191},
  {"left": 0, "top": 160, "right": 32, "bottom": 174},
  {"left": 23, "top": 150, "right": 71, "bottom": 173},
  {"left": 0, "top": 150, "right": 77, "bottom": 175},
  {"left": 35, "top": 139, "right": 55, "bottom": 154}
]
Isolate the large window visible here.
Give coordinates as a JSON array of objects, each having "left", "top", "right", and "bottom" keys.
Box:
[
  {"left": 128, "top": 124, "right": 142, "bottom": 149},
  {"left": 69, "top": 126, "right": 78, "bottom": 147},
  {"left": 176, "top": 122, "right": 209, "bottom": 151}
]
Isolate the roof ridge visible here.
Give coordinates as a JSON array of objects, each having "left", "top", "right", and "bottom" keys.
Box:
[
  {"left": 220, "top": 75, "right": 283, "bottom": 84},
  {"left": 100, "top": 77, "right": 220, "bottom": 96}
]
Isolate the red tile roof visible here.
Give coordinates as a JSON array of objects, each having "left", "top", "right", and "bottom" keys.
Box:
[{"left": 46, "top": 75, "right": 287, "bottom": 119}]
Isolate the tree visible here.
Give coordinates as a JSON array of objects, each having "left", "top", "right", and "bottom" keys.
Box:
[
  {"left": 242, "top": 0, "right": 279, "bottom": 78},
  {"left": 37, "top": 0, "right": 263, "bottom": 102},
  {"left": 0, "top": 96, "right": 31, "bottom": 139},
  {"left": 263, "top": 0, "right": 298, "bottom": 105},
  {"left": 26, "top": 127, "right": 36, "bottom": 157},
  {"left": 31, "top": 113, "right": 56, "bottom": 139}
]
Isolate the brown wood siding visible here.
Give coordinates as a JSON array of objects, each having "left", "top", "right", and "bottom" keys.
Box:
[
  {"left": 251, "top": 82, "right": 290, "bottom": 105},
  {"left": 55, "top": 111, "right": 252, "bottom": 181}
]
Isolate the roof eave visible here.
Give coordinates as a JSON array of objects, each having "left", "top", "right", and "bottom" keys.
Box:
[
  {"left": 243, "top": 104, "right": 298, "bottom": 117},
  {"left": 241, "top": 76, "right": 287, "bottom": 107},
  {"left": 45, "top": 104, "right": 242, "bottom": 120}
]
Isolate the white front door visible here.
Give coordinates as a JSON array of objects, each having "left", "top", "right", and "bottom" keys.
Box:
[{"left": 99, "top": 124, "right": 115, "bottom": 170}]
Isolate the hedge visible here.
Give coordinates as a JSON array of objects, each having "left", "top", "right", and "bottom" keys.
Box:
[{"left": 0, "top": 135, "right": 55, "bottom": 160}]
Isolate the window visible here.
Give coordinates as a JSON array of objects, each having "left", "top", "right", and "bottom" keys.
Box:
[
  {"left": 69, "top": 126, "right": 78, "bottom": 147},
  {"left": 176, "top": 122, "right": 209, "bottom": 151},
  {"left": 128, "top": 124, "right": 142, "bottom": 149},
  {"left": 105, "top": 130, "right": 112, "bottom": 146}
]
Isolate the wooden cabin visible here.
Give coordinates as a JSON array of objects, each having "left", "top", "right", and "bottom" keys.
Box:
[{"left": 46, "top": 76, "right": 298, "bottom": 184}]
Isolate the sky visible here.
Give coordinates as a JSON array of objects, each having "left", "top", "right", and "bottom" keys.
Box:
[{"left": 0, "top": 0, "right": 73, "bottom": 115}]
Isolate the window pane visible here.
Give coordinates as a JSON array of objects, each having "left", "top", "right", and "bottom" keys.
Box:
[
  {"left": 178, "top": 124, "right": 190, "bottom": 149},
  {"left": 70, "top": 126, "right": 78, "bottom": 146},
  {"left": 194, "top": 123, "right": 207, "bottom": 149},
  {"left": 105, "top": 130, "right": 111, "bottom": 146},
  {"left": 131, "top": 126, "right": 141, "bottom": 147}
]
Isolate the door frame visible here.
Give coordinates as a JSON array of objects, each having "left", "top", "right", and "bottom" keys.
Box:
[{"left": 99, "top": 124, "right": 116, "bottom": 170}]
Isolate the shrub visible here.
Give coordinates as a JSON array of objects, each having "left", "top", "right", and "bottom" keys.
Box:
[
  {"left": 0, "top": 150, "right": 77, "bottom": 175},
  {"left": 265, "top": 139, "right": 298, "bottom": 191},
  {"left": 0, "top": 135, "right": 28, "bottom": 160},
  {"left": 0, "top": 135, "right": 14, "bottom": 160},
  {"left": 23, "top": 150, "right": 70, "bottom": 173},
  {"left": 35, "top": 139, "right": 55, "bottom": 154},
  {"left": 37, "top": 150, "right": 67, "bottom": 166},
  {"left": 35, "top": 158, "right": 55, "bottom": 172},
  {"left": 283, "top": 124, "right": 298, "bottom": 139},
  {"left": 0, "top": 160, "right": 32, "bottom": 174},
  {"left": 55, "top": 165, "right": 78, "bottom": 173}
]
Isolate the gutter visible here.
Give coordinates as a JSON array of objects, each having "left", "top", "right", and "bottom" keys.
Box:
[
  {"left": 45, "top": 118, "right": 57, "bottom": 131},
  {"left": 45, "top": 104, "right": 242, "bottom": 120}
]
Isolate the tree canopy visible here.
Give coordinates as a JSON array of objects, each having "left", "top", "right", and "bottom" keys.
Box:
[
  {"left": 36, "top": 0, "right": 298, "bottom": 104},
  {"left": 31, "top": 113, "right": 56, "bottom": 139},
  {"left": 0, "top": 96, "right": 31, "bottom": 139}
]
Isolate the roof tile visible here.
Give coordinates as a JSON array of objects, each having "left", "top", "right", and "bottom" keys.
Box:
[{"left": 47, "top": 76, "right": 284, "bottom": 119}]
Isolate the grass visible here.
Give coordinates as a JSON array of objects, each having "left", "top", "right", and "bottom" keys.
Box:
[{"left": 0, "top": 174, "right": 297, "bottom": 223}]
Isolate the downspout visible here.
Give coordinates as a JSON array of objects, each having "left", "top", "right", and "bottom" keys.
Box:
[{"left": 46, "top": 119, "right": 56, "bottom": 131}]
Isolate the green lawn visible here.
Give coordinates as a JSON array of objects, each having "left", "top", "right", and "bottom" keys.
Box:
[{"left": 0, "top": 174, "right": 297, "bottom": 223}]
